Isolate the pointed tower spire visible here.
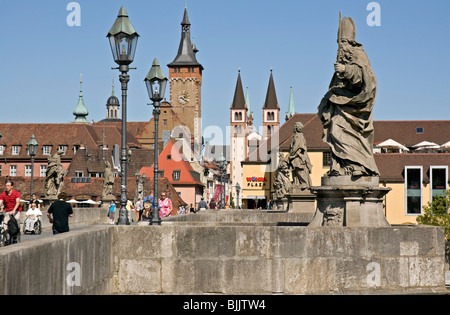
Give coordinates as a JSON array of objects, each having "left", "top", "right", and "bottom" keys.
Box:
[
  {"left": 73, "top": 74, "right": 89, "bottom": 124},
  {"left": 182, "top": 7, "right": 191, "bottom": 28},
  {"left": 262, "top": 69, "right": 280, "bottom": 139},
  {"left": 285, "top": 86, "right": 296, "bottom": 121},
  {"left": 231, "top": 69, "right": 246, "bottom": 109},
  {"left": 263, "top": 68, "right": 279, "bottom": 109},
  {"left": 245, "top": 87, "right": 254, "bottom": 127},
  {"left": 168, "top": 7, "right": 203, "bottom": 71}
]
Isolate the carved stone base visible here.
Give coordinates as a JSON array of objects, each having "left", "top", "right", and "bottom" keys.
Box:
[
  {"left": 274, "top": 198, "right": 289, "bottom": 212},
  {"left": 285, "top": 188, "right": 316, "bottom": 218},
  {"left": 308, "top": 176, "right": 391, "bottom": 227},
  {"left": 42, "top": 195, "right": 58, "bottom": 207},
  {"left": 102, "top": 195, "right": 117, "bottom": 203}
]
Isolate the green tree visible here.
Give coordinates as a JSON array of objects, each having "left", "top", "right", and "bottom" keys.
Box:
[
  {"left": 417, "top": 190, "right": 450, "bottom": 237},
  {"left": 417, "top": 190, "right": 450, "bottom": 266}
]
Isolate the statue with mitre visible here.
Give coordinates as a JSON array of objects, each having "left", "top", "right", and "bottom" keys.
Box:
[{"left": 317, "top": 14, "right": 379, "bottom": 177}]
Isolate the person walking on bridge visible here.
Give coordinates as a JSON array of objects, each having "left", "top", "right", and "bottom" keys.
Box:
[
  {"left": 0, "top": 180, "right": 22, "bottom": 242},
  {"left": 47, "top": 192, "right": 73, "bottom": 235}
]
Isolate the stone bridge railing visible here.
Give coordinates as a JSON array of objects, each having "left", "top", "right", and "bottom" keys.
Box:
[{"left": 0, "top": 210, "right": 447, "bottom": 295}]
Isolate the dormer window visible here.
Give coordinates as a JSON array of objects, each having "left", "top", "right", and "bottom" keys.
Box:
[
  {"left": 12, "top": 146, "right": 20, "bottom": 155},
  {"left": 58, "top": 145, "right": 67, "bottom": 155},
  {"left": 43, "top": 146, "right": 51, "bottom": 155},
  {"left": 173, "top": 170, "right": 181, "bottom": 181}
]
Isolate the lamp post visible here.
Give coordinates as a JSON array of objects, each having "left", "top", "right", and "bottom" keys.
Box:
[
  {"left": 135, "top": 170, "right": 140, "bottom": 203},
  {"left": 141, "top": 173, "right": 146, "bottom": 198},
  {"left": 217, "top": 154, "right": 228, "bottom": 209},
  {"left": 144, "top": 58, "right": 168, "bottom": 226},
  {"left": 27, "top": 135, "right": 39, "bottom": 198},
  {"left": 107, "top": 6, "right": 139, "bottom": 225},
  {"left": 235, "top": 183, "right": 241, "bottom": 209}
]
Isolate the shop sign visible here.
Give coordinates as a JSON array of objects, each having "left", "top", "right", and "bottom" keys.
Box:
[{"left": 246, "top": 177, "right": 267, "bottom": 188}]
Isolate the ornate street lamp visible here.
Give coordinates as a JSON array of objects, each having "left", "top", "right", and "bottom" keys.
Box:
[
  {"left": 144, "top": 58, "right": 168, "bottom": 226},
  {"left": 235, "top": 183, "right": 241, "bottom": 209},
  {"left": 141, "top": 173, "right": 146, "bottom": 198},
  {"left": 135, "top": 170, "right": 141, "bottom": 203},
  {"left": 27, "top": 135, "right": 39, "bottom": 198},
  {"left": 107, "top": 6, "right": 139, "bottom": 225},
  {"left": 107, "top": 7, "right": 139, "bottom": 67},
  {"left": 217, "top": 154, "right": 228, "bottom": 209}
]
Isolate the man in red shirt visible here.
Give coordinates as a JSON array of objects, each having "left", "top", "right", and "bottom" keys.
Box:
[{"left": 0, "top": 180, "right": 22, "bottom": 237}]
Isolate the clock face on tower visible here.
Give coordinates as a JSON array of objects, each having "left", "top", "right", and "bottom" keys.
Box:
[{"left": 177, "top": 91, "right": 190, "bottom": 105}]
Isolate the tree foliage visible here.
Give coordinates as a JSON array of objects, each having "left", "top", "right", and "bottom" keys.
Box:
[
  {"left": 417, "top": 190, "right": 450, "bottom": 266},
  {"left": 417, "top": 190, "right": 450, "bottom": 239}
]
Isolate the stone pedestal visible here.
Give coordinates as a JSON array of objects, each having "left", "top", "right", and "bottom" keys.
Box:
[
  {"left": 42, "top": 196, "right": 58, "bottom": 207},
  {"left": 286, "top": 188, "right": 316, "bottom": 216},
  {"left": 274, "top": 198, "right": 289, "bottom": 212},
  {"left": 102, "top": 195, "right": 117, "bottom": 204},
  {"left": 308, "top": 176, "right": 391, "bottom": 227}
]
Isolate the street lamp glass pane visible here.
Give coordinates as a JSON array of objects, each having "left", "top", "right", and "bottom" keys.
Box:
[
  {"left": 145, "top": 78, "right": 168, "bottom": 101},
  {"left": 109, "top": 33, "right": 138, "bottom": 65},
  {"left": 145, "top": 80, "right": 155, "bottom": 100},
  {"left": 28, "top": 145, "right": 38, "bottom": 156},
  {"left": 159, "top": 79, "right": 168, "bottom": 100}
]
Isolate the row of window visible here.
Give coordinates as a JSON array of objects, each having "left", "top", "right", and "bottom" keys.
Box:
[
  {"left": 0, "top": 145, "right": 71, "bottom": 156},
  {"left": 322, "top": 153, "right": 449, "bottom": 215},
  {"left": 2, "top": 165, "right": 119, "bottom": 178},
  {"left": 405, "top": 166, "right": 448, "bottom": 215},
  {"left": 1, "top": 165, "right": 47, "bottom": 177},
  {"left": 266, "top": 112, "right": 276, "bottom": 121},
  {"left": 173, "top": 67, "right": 197, "bottom": 73},
  {"left": 233, "top": 112, "right": 277, "bottom": 122},
  {"left": 157, "top": 169, "right": 181, "bottom": 181},
  {"left": 234, "top": 112, "right": 244, "bottom": 121}
]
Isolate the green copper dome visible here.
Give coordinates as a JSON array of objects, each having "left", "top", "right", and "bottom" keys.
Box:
[{"left": 73, "top": 75, "right": 89, "bottom": 123}]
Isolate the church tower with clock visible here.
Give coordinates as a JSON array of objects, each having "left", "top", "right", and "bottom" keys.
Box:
[{"left": 168, "top": 7, "right": 204, "bottom": 155}]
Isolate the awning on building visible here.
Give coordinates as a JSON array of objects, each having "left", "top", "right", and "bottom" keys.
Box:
[{"left": 242, "top": 196, "right": 266, "bottom": 200}]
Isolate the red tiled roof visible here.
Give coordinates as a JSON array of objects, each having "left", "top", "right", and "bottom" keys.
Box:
[
  {"left": 0, "top": 123, "right": 142, "bottom": 160},
  {"left": 246, "top": 115, "right": 450, "bottom": 163},
  {"left": 373, "top": 120, "right": 450, "bottom": 148},
  {"left": 375, "top": 153, "right": 450, "bottom": 182},
  {"left": 140, "top": 139, "right": 203, "bottom": 186},
  {"left": 245, "top": 114, "right": 327, "bottom": 163}
]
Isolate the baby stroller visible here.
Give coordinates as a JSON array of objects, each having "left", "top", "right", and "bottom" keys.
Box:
[{"left": 23, "top": 215, "right": 42, "bottom": 235}]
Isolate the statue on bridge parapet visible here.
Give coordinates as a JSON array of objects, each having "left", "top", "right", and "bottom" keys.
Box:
[
  {"left": 102, "top": 161, "right": 115, "bottom": 201},
  {"left": 273, "top": 122, "right": 314, "bottom": 212},
  {"left": 273, "top": 154, "right": 292, "bottom": 201},
  {"left": 289, "top": 122, "right": 313, "bottom": 190},
  {"left": 45, "top": 149, "right": 65, "bottom": 200},
  {"left": 317, "top": 15, "right": 379, "bottom": 178},
  {"left": 309, "top": 14, "right": 390, "bottom": 227}
]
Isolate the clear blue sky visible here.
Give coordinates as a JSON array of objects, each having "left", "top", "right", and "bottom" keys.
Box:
[{"left": 2, "top": 1, "right": 450, "bottom": 145}]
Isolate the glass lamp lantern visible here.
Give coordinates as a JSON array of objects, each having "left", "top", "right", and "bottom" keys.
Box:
[
  {"left": 27, "top": 134, "right": 39, "bottom": 157},
  {"left": 107, "top": 6, "right": 139, "bottom": 66},
  {"left": 144, "top": 58, "right": 168, "bottom": 102},
  {"left": 218, "top": 154, "right": 227, "bottom": 170}
]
